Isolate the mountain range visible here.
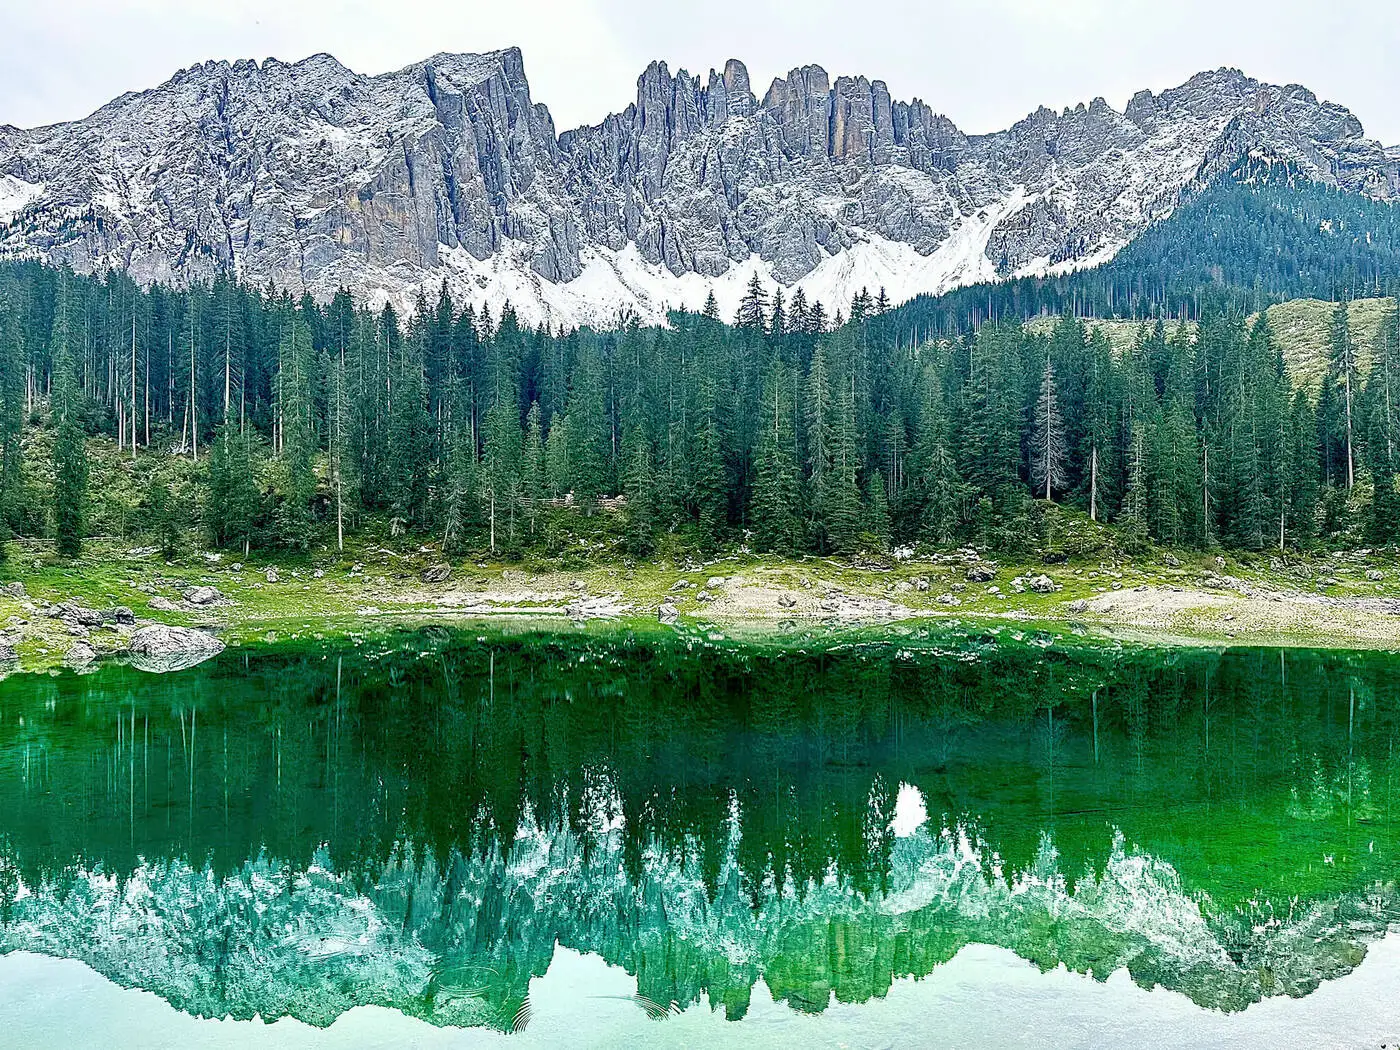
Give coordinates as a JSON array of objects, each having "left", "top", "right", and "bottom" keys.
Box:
[{"left": 1, "top": 49, "right": 1396, "bottom": 327}]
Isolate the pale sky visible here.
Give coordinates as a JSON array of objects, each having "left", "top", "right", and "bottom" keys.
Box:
[{"left": 3, "top": 0, "right": 1398, "bottom": 145}]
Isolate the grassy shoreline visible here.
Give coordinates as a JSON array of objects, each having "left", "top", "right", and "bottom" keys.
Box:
[{"left": 5, "top": 536, "right": 1400, "bottom": 674}]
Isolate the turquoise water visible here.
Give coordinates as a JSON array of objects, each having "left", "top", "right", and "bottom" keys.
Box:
[{"left": 0, "top": 627, "right": 1398, "bottom": 1045}]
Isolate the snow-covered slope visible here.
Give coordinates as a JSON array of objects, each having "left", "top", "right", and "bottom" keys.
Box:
[{"left": 0, "top": 53, "right": 1395, "bottom": 327}]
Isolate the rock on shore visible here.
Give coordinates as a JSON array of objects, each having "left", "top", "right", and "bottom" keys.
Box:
[{"left": 129, "top": 625, "right": 226, "bottom": 673}]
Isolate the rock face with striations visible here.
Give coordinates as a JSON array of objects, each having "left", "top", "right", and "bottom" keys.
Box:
[{"left": 1, "top": 53, "right": 1395, "bottom": 327}]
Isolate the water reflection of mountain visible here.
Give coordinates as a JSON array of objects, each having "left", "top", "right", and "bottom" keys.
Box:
[{"left": 0, "top": 630, "right": 1397, "bottom": 1031}]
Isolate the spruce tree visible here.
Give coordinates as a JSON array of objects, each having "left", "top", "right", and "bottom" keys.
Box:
[
  {"left": 826, "top": 384, "right": 864, "bottom": 554},
  {"left": 482, "top": 393, "right": 523, "bottom": 553},
  {"left": 749, "top": 359, "right": 802, "bottom": 552},
  {"left": 206, "top": 423, "right": 261, "bottom": 555},
  {"left": 568, "top": 335, "right": 609, "bottom": 511},
  {"left": 1328, "top": 299, "right": 1357, "bottom": 488},
  {"left": 621, "top": 419, "right": 656, "bottom": 555},
  {"left": 1031, "top": 354, "right": 1068, "bottom": 501},
  {"left": 0, "top": 299, "right": 22, "bottom": 561},
  {"left": 50, "top": 274, "right": 87, "bottom": 558},
  {"left": 1287, "top": 390, "right": 1320, "bottom": 547},
  {"left": 911, "top": 370, "right": 961, "bottom": 545},
  {"left": 522, "top": 401, "right": 545, "bottom": 538},
  {"left": 273, "top": 306, "right": 317, "bottom": 549},
  {"left": 143, "top": 478, "right": 181, "bottom": 559}
]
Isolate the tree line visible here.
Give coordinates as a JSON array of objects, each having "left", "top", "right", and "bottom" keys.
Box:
[
  {"left": 887, "top": 159, "right": 1400, "bottom": 339},
  {"left": 0, "top": 258, "right": 1397, "bottom": 562}
]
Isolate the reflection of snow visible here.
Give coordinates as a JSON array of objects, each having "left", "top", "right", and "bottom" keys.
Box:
[
  {"left": 890, "top": 782, "right": 927, "bottom": 838},
  {"left": 1, "top": 812, "right": 1385, "bottom": 1033},
  {"left": 9, "top": 934, "right": 1400, "bottom": 1049}
]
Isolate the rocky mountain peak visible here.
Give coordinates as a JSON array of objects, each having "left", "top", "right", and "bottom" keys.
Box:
[{"left": 0, "top": 49, "right": 1394, "bottom": 328}]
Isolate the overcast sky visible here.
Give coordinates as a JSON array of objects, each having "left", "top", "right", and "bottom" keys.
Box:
[{"left": 4, "top": 0, "right": 1398, "bottom": 144}]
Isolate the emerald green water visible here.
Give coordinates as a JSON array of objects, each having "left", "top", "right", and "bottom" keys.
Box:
[{"left": 0, "top": 627, "right": 1398, "bottom": 1040}]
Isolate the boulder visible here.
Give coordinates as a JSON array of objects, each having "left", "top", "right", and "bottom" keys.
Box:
[
  {"left": 706, "top": 576, "right": 726, "bottom": 589},
  {"left": 1367, "top": 569, "right": 1385, "bottom": 581},
  {"left": 148, "top": 596, "right": 183, "bottom": 612},
  {"left": 966, "top": 565, "right": 997, "bottom": 583},
  {"left": 183, "top": 586, "right": 223, "bottom": 606},
  {"left": 128, "top": 624, "right": 226, "bottom": 673},
  {"left": 1067, "top": 599, "right": 1090, "bottom": 614},
  {"left": 1164, "top": 554, "right": 1181, "bottom": 568},
  {"left": 1028, "top": 575, "right": 1057, "bottom": 594},
  {"left": 657, "top": 603, "right": 679, "bottom": 625},
  {"left": 107, "top": 606, "right": 136, "bottom": 624},
  {"left": 0, "top": 642, "right": 17, "bottom": 664},
  {"left": 65, "top": 642, "right": 96, "bottom": 667},
  {"left": 72, "top": 606, "right": 105, "bottom": 627},
  {"left": 777, "top": 593, "right": 797, "bottom": 609},
  {"left": 420, "top": 563, "right": 452, "bottom": 584},
  {"left": 3, "top": 581, "right": 25, "bottom": 599},
  {"left": 265, "top": 567, "right": 281, "bottom": 583}
]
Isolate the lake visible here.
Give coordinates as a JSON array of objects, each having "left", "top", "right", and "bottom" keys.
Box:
[{"left": 1, "top": 624, "right": 1398, "bottom": 1048}]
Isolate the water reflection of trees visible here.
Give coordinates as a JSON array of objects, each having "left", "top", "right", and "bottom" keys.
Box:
[{"left": 0, "top": 631, "right": 1398, "bottom": 1027}]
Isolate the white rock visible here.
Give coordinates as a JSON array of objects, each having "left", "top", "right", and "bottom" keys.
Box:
[{"left": 129, "top": 625, "right": 225, "bottom": 673}]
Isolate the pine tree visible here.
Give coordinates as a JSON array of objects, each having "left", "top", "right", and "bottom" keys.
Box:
[
  {"left": 911, "top": 370, "right": 961, "bottom": 545},
  {"left": 1120, "top": 422, "right": 1150, "bottom": 550},
  {"left": 736, "top": 272, "right": 769, "bottom": 330},
  {"left": 1287, "top": 390, "right": 1320, "bottom": 547},
  {"left": 0, "top": 298, "right": 22, "bottom": 561},
  {"left": 206, "top": 422, "right": 261, "bottom": 555},
  {"left": 568, "top": 335, "right": 609, "bottom": 510},
  {"left": 545, "top": 413, "right": 571, "bottom": 499},
  {"left": 864, "top": 471, "right": 890, "bottom": 547},
  {"left": 50, "top": 273, "right": 87, "bottom": 558},
  {"left": 1149, "top": 347, "right": 1202, "bottom": 547},
  {"left": 750, "top": 360, "right": 802, "bottom": 552},
  {"left": 1031, "top": 354, "right": 1069, "bottom": 501},
  {"left": 522, "top": 401, "right": 545, "bottom": 537},
  {"left": 482, "top": 393, "right": 523, "bottom": 553},
  {"left": 805, "top": 341, "right": 834, "bottom": 548},
  {"left": 1078, "top": 329, "right": 1118, "bottom": 522},
  {"left": 386, "top": 339, "right": 432, "bottom": 534},
  {"left": 1328, "top": 298, "right": 1358, "bottom": 488},
  {"left": 324, "top": 346, "right": 358, "bottom": 552},
  {"left": 621, "top": 419, "right": 656, "bottom": 555},
  {"left": 826, "top": 384, "right": 863, "bottom": 554},
  {"left": 143, "top": 478, "right": 181, "bottom": 559},
  {"left": 273, "top": 306, "right": 317, "bottom": 549}
]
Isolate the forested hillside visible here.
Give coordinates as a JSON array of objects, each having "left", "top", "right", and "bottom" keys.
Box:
[
  {"left": 887, "top": 160, "right": 1400, "bottom": 337},
  {"left": 1, "top": 167, "right": 1400, "bottom": 566}
]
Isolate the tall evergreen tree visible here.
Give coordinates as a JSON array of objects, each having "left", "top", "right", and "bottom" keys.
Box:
[
  {"left": 750, "top": 359, "right": 802, "bottom": 552},
  {"left": 1030, "top": 354, "right": 1068, "bottom": 501},
  {"left": 206, "top": 422, "right": 262, "bottom": 555},
  {"left": 50, "top": 273, "right": 87, "bottom": 558},
  {"left": 0, "top": 299, "right": 22, "bottom": 561},
  {"left": 1327, "top": 298, "right": 1358, "bottom": 488}
]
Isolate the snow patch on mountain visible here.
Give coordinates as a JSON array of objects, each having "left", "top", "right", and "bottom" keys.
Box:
[
  {"left": 428, "top": 189, "right": 1042, "bottom": 328},
  {"left": 0, "top": 53, "right": 1395, "bottom": 325},
  {"left": 0, "top": 174, "right": 41, "bottom": 223}
]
